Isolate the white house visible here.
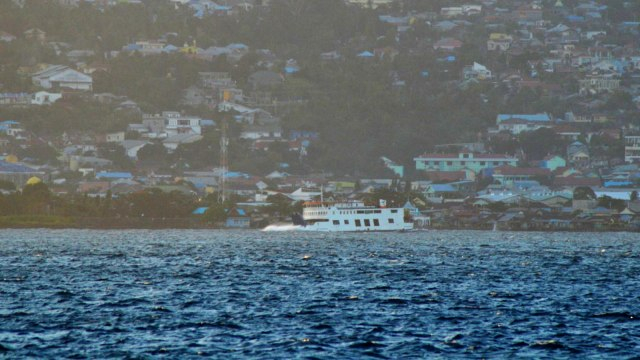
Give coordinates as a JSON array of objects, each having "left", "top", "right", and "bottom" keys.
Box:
[
  {"left": 106, "top": 131, "right": 125, "bottom": 143},
  {"left": 32, "top": 65, "right": 92, "bottom": 91},
  {"left": 31, "top": 91, "right": 62, "bottom": 105},
  {"left": 162, "top": 133, "right": 203, "bottom": 151},
  {"left": 463, "top": 62, "right": 492, "bottom": 80},
  {"left": 240, "top": 124, "right": 283, "bottom": 140},
  {"left": 121, "top": 140, "right": 150, "bottom": 159},
  {"left": 288, "top": 187, "right": 322, "bottom": 201},
  {"left": 162, "top": 111, "right": 202, "bottom": 135}
]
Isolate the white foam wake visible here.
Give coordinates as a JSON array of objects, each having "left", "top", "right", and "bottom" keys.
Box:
[{"left": 261, "top": 224, "right": 304, "bottom": 232}]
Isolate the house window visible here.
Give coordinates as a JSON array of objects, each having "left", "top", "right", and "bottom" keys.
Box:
[
  {"left": 333, "top": 220, "right": 339, "bottom": 225},
  {"left": 344, "top": 220, "right": 349, "bottom": 225},
  {"left": 178, "top": 119, "right": 190, "bottom": 126},
  {"left": 447, "top": 161, "right": 453, "bottom": 166},
  {"left": 391, "top": 210, "right": 398, "bottom": 213},
  {"left": 364, "top": 219, "right": 371, "bottom": 227},
  {"left": 389, "top": 218, "right": 395, "bottom": 224},
  {"left": 355, "top": 219, "right": 361, "bottom": 227},
  {"left": 480, "top": 161, "right": 486, "bottom": 166},
  {"left": 373, "top": 219, "right": 380, "bottom": 226}
]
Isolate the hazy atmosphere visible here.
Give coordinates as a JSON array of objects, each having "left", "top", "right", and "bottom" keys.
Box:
[{"left": 1, "top": 0, "right": 640, "bottom": 358}]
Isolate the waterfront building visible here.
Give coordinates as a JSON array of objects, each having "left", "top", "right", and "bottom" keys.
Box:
[{"left": 414, "top": 152, "right": 518, "bottom": 174}]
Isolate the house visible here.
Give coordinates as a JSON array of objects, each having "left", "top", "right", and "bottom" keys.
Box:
[
  {"left": 492, "top": 166, "right": 551, "bottom": 185},
  {"left": 0, "top": 93, "right": 31, "bottom": 106},
  {"left": 440, "top": 7, "right": 464, "bottom": 17},
  {"left": 32, "top": 65, "right": 93, "bottom": 91},
  {"left": 433, "top": 38, "right": 463, "bottom": 51},
  {"left": 625, "top": 135, "right": 640, "bottom": 163},
  {"left": 494, "top": 113, "right": 553, "bottom": 135},
  {"left": 121, "top": 140, "right": 149, "bottom": 159},
  {"left": 225, "top": 208, "right": 251, "bottom": 228},
  {"left": 31, "top": 91, "right": 62, "bottom": 105},
  {"left": 579, "top": 72, "right": 620, "bottom": 95},
  {"left": 381, "top": 157, "right": 404, "bottom": 177},
  {"left": 487, "top": 33, "right": 512, "bottom": 51},
  {"left": 288, "top": 187, "right": 322, "bottom": 201},
  {"left": 164, "top": 112, "right": 202, "bottom": 135},
  {"left": 463, "top": 62, "right": 492, "bottom": 80},
  {"left": 540, "top": 155, "right": 566, "bottom": 171},
  {"left": 0, "top": 160, "right": 45, "bottom": 186},
  {"left": 139, "top": 111, "right": 202, "bottom": 137},
  {"left": 567, "top": 141, "right": 589, "bottom": 167},
  {"left": 248, "top": 70, "right": 283, "bottom": 90},
  {"left": 345, "top": 0, "right": 394, "bottom": 9},
  {"left": 240, "top": 124, "right": 283, "bottom": 140},
  {"left": 320, "top": 51, "right": 341, "bottom": 61},
  {"left": 0, "top": 31, "right": 16, "bottom": 42},
  {"left": 414, "top": 152, "right": 518, "bottom": 174},
  {"left": 424, "top": 183, "right": 467, "bottom": 204},
  {"left": 23, "top": 28, "right": 46, "bottom": 42},
  {"left": 162, "top": 134, "right": 203, "bottom": 152},
  {"left": 95, "top": 172, "right": 134, "bottom": 181},
  {"left": 95, "top": 131, "right": 126, "bottom": 144},
  {"left": 0, "top": 121, "right": 24, "bottom": 138}
]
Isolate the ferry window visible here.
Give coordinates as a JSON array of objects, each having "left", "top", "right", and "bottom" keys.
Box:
[
  {"left": 333, "top": 220, "right": 339, "bottom": 225},
  {"left": 364, "top": 219, "right": 371, "bottom": 227},
  {"left": 389, "top": 218, "right": 395, "bottom": 223},
  {"left": 355, "top": 219, "right": 361, "bottom": 227},
  {"left": 373, "top": 219, "right": 380, "bottom": 226},
  {"left": 344, "top": 220, "right": 349, "bottom": 225}
]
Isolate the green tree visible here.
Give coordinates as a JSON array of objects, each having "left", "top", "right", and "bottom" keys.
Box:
[{"left": 574, "top": 186, "right": 596, "bottom": 200}]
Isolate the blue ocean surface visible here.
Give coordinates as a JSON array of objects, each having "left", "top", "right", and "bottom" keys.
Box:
[{"left": 1, "top": 229, "right": 639, "bottom": 358}]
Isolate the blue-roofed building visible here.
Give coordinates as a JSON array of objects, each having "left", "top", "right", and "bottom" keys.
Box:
[
  {"left": 289, "top": 130, "right": 319, "bottom": 140},
  {"left": 566, "top": 15, "right": 585, "bottom": 22},
  {"left": 163, "top": 44, "right": 179, "bottom": 53},
  {"left": 225, "top": 171, "right": 250, "bottom": 179},
  {"left": 496, "top": 113, "right": 551, "bottom": 124},
  {"left": 0, "top": 160, "right": 45, "bottom": 186},
  {"left": 96, "top": 172, "right": 134, "bottom": 180},
  {"left": 357, "top": 51, "right": 374, "bottom": 58},
  {"left": 192, "top": 207, "right": 209, "bottom": 215},
  {"left": 225, "top": 208, "right": 250, "bottom": 228},
  {"left": 200, "top": 119, "right": 216, "bottom": 127}
]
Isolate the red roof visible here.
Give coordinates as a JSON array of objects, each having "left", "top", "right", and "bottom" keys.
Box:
[{"left": 553, "top": 176, "right": 601, "bottom": 187}]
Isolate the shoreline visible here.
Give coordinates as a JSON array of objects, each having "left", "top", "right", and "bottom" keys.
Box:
[{"left": 0, "top": 217, "right": 637, "bottom": 232}]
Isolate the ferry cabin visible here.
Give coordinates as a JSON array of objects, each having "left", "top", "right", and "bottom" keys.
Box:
[{"left": 302, "top": 201, "right": 412, "bottom": 231}]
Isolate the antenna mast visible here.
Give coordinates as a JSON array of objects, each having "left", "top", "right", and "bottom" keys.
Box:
[{"left": 219, "top": 120, "right": 228, "bottom": 204}]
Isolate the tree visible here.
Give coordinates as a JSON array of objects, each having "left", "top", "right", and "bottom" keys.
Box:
[
  {"left": 137, "top": 142, "right": 169, "bottom": 164},
  {"left": 21, "top": 182, "right": 51, "bottom": 214},
  {"left": 203, "top": 203, "right": 227, "bottom": 223},
  {"left": 574, "top": 186, "right": 596, "bottom": 200},
  {"left": 0, "top": 180, "right": 16, "bottom": 191},
  {"left": 519, "top": 128, "right": 564, "bottom": 161},
  {"left": 97, "top": 143, "right": 133, "bottom": 169}
]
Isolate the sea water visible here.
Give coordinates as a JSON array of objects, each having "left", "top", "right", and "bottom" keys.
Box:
[{"left": 1, "top": 229, "right": 639, "bottom": 358}]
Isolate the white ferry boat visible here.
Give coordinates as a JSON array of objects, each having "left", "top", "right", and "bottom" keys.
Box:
[{"left": 289, "top": 200, "right": 413, "bottom": 232}]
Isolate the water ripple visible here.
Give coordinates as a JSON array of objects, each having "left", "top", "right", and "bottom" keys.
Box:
[{"left": 0, "top": 229, "right": 639, "bottom": 358}]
